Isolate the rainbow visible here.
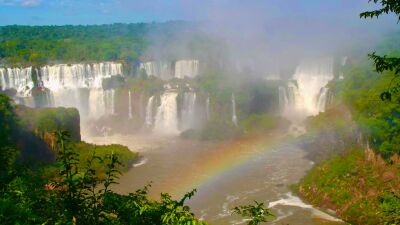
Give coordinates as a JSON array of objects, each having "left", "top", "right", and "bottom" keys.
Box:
[{"left": 158, "top": 133, "right": 297, "bottom": 198}]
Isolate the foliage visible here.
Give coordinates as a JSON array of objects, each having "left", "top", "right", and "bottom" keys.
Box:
[
  {"left": 125, "top": 76, "right": 164, "bottom": 96},
  {"left": 360, "top": 0, "right": 400, "bottom": 102},
  {"left": 194, "top": 66, "right": 282, "bottom": 130},
  {"left": 16, "top": 105, "right": 81, "bottom": 141},
  {"left": 0, "top": 129, "right": 208, "bottom": 225},
  {"left": 360, "top": 0, "right": 400, "bottom": 21},
  {"left": 302, "top": 105, "right": 359, "bottom": 162},
  {"left": 103, "top": 75, "right": 125, "bottom": 90},
  {"left": 239, "top": 114, "right": 280, "bottom": 135},
  {"left": 199, "top": 119, "right": 241, "bottom": 140},
  {"left": 233, "top": 201, "right": 275, "bottom": 225},
  {"left": 73, "top": 142, "right": 138, "bottom": 175},
  {"left": 334, "top": 62, "right": 400, "bottom": 158},
  {"left": 0, "top": 24, "right": 149, "bottom": 65},
  {"left": 297, "top": 149, "right": 400, "bottom": 225},
  {"left": 0, "top": 21, "right": 216, "bottom": 66},
  {"left": 0, "top": 94, "right": 19, "bottom": 187}
]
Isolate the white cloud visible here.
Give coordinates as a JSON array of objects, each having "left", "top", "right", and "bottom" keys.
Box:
[
  {"left": 0, "top": 0, "right": 42, "bottom": 7},
  {"left": 21, "top": 0, "right": 41, "bottom": 7}
]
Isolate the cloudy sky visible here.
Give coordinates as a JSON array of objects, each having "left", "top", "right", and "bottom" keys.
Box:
[{"left": 0, "top": 0, "right": 396, "bottom": 26}]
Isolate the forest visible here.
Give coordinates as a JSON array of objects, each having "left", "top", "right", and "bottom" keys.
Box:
[{"left": 0, "top": 22, "right": 196, "bottom": 65}]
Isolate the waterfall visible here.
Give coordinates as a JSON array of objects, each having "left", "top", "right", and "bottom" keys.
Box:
[
  {"left": 286, "top": 58, "right": 334, "bottom": 116},
  {"left": 339, "top": 56, "right": 348, "bottom": 80},
  {"left": 0, "top": 67, "right": 33, "bottom": 97},
  {"left": 104, "top": 89, "right": 115, "bottom": 115},
  {"left": 89, "top": 89, "right": 106, "bottom": 118},
  {"left": 40, "top": 62, "right": 122, "bottom": 90},
  {"left": 111, "top": 89, "right": 115, "bottom": 115},
  {"left": 154, "top": 91, "right": 179, "bottom": 135},
  {"left": 206, "top": 96, "right": 210, "bottom": 121},
  {"left": 174, "top": 60, "right": 200, "bottom": 79},
  {"left": 231, "top": 93, "right": 238, "bottom": 127},
  {"left": 139, "top": 61, "right": 173, "bottom": 80},
  {"left": 279, "top": 86, "right": 289, "bottom": 113},
  {"left": 128, "top": 90, "right": 133, "bottom": 119},
  {"left": 139, "top": 60, "right": 200, "bottom": 80},
  {"left": 287, "top": 81, "right": 301, "bottom": 107},
  {"left": 145, "top": 96, "right": 155, "bottom": 126},
  {"left": 316, "top": 87, "right": 329, "bottom": 113},
  {"left": 180, "top": 92, "right": 197, "bottom": 130},
  {"left": 0, "top": 69, "right": 6, "bottom": 90},
  {"left": 0, "top": 62, "right": 122, "bottom": 119}
]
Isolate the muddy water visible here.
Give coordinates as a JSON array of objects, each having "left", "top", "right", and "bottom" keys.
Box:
[{"left": 84, "top": 134, "right": 346, "bottom": 225}]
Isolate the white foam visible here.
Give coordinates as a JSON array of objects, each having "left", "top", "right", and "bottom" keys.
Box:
[
  {"left": 218, "top": 195, "right": 240, "bottom": 218},
  {"left": 132, "top": 157, "right": 148, "bottom": 167},
  {"left": 269, "top": 192, "right": 343, "bottom": 222},
  {"left": 269, "top": 192, "right": 313, "bottom": 209}
]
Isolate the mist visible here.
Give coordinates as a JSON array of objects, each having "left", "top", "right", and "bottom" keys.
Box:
[{"left": 139, "top": 0, "right": 398, "bottom": 77}]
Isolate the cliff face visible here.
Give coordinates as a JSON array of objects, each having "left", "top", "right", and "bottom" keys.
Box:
[
  {"left": 15, "top": 106, "right": 81, "bottom": 162},
  {"left": 9, "top": 105, "right": 81, "bottom": 163},
  {"left": 16, "top": 106, "right": 81, "bottom": 142}
]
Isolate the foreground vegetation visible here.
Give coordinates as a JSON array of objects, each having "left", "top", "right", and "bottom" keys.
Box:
[
  {"left": 74, "top": 142, "right": 137, "bottom": 174},
  {"left": 298, "top": 148, "right": 399, "bottom": 225}
]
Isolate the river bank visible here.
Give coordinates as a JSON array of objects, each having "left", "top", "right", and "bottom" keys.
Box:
[{"left": 296, "top": 148, "right": 400, "bottom": 225}]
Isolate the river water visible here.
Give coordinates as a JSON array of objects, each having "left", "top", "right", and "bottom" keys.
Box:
[{"left": 84, "top": 133, "right": 346, "bottom": 225}]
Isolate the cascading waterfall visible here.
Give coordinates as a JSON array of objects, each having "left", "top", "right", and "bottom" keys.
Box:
[
  {"left": 286, "top": 81, "right": 301, "bottom": 107},
  {"left": 316, "top": 87, "right": 329, "bottom": 112},
  {"left": 104, "top": 89, "right": 115, "bottom": 115},
  {"left": 278, "top": 86, "right": 289, "bottom": 113},
  {"left": 339, "top": 56, "right": 348, "bottom": 80},
  {"left": 180, "top": 92, "right": 197, "bottom": 130},
  {"left": 145, "top": 96, "right": 155, "bottom": 126},
  {"left": 128, "top": 90, "right": 133, "bottom": 119},
  {"left": 139, "top": 61, "right": 173, "bottom": 80},
  {"left": 0, "top": 67, "right": 33, "bottom": 97},
  {"left": 139, "top": 60, "right": 200, "bottom": 80},
  {"left": 154, "top": 91, "right": 179, "bottom": 135},
  {"left": 293, "top": 58, "right": 334, "bottom": 115},
  {"left": 280, "top": 59, "right": 334, "bottom": 117},
  {"left": 40, "top": 63, "right": 122, "bottom": 90},
  {"left": 231, "top": 93, "right": 238, "bottom": 127},
  {"left": 174, "top": 60, "right": 199, "bottom": 79},
  {"left": 0, "top": 62, "right": 122, "bottom": 119},
  {"left": 89, "top": 89, "right": 106, "bottom": 118}
]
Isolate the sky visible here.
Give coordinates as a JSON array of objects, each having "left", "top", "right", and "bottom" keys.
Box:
[{"left": 0, "top": 0, "right": 397, "bottom": 26}]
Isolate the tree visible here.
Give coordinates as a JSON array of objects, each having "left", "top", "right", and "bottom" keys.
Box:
[
  {"left": 0, "top": 94, "right": 18, "bottom": 187},
  {"left": 360, "top": 0, "right": 400, "bottom": 102},
  {"left": 233, "top": 201, "right": 275, "bottom": 225}
]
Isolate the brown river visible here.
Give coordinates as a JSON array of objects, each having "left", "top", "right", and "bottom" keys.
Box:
[{"left": 83, "top": 132, "right": 346, "bottom": 225}]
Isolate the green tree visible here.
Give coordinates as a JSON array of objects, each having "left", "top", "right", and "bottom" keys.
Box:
[
  {"left": 361, "top": 0, "right": 400, "bottom": 102},
  {"left": 233, "top": 201, "right": 275, "bottom": 225},
  {"left": 0, "top": 94, "right": 18, "bottom": 186}
]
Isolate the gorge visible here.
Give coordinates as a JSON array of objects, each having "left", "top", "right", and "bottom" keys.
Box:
[{"left": 1, "top": 56, "right": 344, "bottom": 225}]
